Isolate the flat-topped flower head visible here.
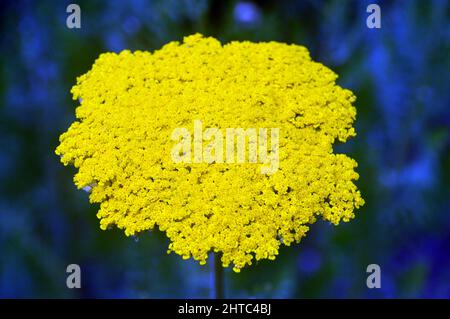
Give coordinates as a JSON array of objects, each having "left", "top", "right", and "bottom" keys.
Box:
[{"left": 56, "top": 34, "right": 364, "bottom": 272}]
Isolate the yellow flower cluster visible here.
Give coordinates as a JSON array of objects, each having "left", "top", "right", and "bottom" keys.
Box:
[{"left": 56, "top": 34, "right": 364, "bottom": 272}]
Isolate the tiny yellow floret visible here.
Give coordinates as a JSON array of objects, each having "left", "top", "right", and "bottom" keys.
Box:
[{"left": 56, "top": 34, "right": 364, "bottom": 272}]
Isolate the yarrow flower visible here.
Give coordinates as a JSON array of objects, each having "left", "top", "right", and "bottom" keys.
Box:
[{"left": 56, "top": 34, "right": 364, "bottom": 272}]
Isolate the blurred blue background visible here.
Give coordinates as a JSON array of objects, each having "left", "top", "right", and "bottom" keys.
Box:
[{"left": 1, "top": 0, "right": 449, "bottom": 298}]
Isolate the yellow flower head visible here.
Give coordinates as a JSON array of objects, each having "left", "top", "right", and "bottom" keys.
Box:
[{"left": 56, "top": 34, "right": 364, "bottom": 272}]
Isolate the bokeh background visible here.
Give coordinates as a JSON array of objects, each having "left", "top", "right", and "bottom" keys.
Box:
[{"left": 1, "top": 0, "right": 449, "bottom": 298}]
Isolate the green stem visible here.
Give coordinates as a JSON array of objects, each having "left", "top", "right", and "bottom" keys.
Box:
[{"left": 212, "top": 252, "right": 224, "bottom": 299}]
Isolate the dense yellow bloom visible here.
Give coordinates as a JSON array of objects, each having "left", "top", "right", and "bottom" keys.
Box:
[{"left": 56, "top": 34, "right": 364, "bottom": 272}]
